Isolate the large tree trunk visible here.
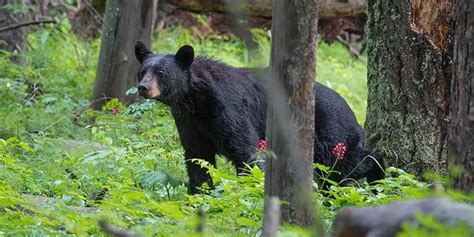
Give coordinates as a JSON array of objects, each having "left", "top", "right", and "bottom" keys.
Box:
[
  {"left": 168, "top": 0, "right": 365, "bottom": 18},
  {"left": 264, "top": 0, "right": 317, "bottom": 227},
  {"left": 91, "top": 0, "right": 157, "bottom": 109},
  {"left": 364, "top": 0, "right": 453, "bottom": 176},
  {"left": 448, "top": 0, "right": 473, "bottom": 192}
]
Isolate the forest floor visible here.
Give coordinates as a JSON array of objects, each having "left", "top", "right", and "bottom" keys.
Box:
[{"left": 0, "top": 18, "right": 470, "bottom": 236}]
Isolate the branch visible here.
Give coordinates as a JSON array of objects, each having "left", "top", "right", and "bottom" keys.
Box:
[
  {"left": 98, "top": 220, "right": 139, "bottom": 237},
  {"left": 0, "top": 20, "right": 56, "bottom": 33},
  {"left": 336, "top": 35, "right": 362, "bottom": 58},
  {"left": 83, "top": 0, "right": 104, "bottom": 23}
]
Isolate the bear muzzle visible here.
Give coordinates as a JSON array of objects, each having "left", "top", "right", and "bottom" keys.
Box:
[
  {"left": 138, "top": 74, "right": 161, "bottom": 99},
  {"left": 138, "top": 85, "right": 149, "bottom": 96}
]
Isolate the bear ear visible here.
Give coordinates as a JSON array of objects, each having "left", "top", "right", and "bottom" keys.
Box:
[
  {"left": 135, "top": 41, "right": 152, "bottom": 64},
  {"left": 175, "top": 45, "right": 194, "bottom": 68}
]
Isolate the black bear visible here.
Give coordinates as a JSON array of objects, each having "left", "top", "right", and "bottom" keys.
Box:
[{"left": 134, "top": 42, "right": 384, "bottom": 194}]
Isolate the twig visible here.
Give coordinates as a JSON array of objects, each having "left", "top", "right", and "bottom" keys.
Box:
[
  {"left": 83, "top": 0, "right": 104, "bottom": 24},
  {"left": 340, "top": 155, "right": 386, "bottom": 183},
  {"left": 0, "top": 20, "right": 56, "bottom": 33},
  {"left": 98, "top": 220, "right": 139, "bottom": 237},
  {"left": 336, "top": 35, "right": 362, "bottom": 59}
]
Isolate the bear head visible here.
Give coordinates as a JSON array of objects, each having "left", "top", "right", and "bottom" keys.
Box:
[{"left": 134, "top": 41, "right": 194, "bottom": 104}]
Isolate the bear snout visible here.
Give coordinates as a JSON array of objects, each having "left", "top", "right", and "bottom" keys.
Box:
[
  {"left": 138, "top": 85, "right": 149, "bottom": 96},
  {"left": 138, "top": 74, "right": 161, "bottom": 99}
]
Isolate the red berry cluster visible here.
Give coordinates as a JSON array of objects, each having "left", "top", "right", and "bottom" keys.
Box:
[
  {"left": 112, "top": 106, "right": 121, "bottom": 115},
  {"left": 256, "top": 139, "right": 267, "bottom": 153},
  {"left": 331, "top": 143, "right": 347, "bottom": 160}
]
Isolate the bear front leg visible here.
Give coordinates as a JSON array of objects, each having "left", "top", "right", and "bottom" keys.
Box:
[
  {"left": 173, "top": 117, "right": 217, "bottom": 194},
  {"left": 185, "top": 156, "right": 216, "bottom": 194},
  {"left": 234, "top": 160, "right": 247, "bottom": 175}
]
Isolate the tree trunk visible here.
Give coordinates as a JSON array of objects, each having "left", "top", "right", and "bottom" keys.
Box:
[
  {"left": 364, "top": 0, "right": 453, "bottom": 176},
  {"left": 168, "top": 0, "right": 365, "bottom": 18},
  {"left": 91, "top": 0, "right": 157, "bottom": 109},
  {"left": 264, "top": 0, "right": 317, "bottom": 227},
  {"left": 448, "top": 0, "right": 473, "bottom": 192},
  {"left": 0, "top": 0, "right": 27, "bottom": 63}
]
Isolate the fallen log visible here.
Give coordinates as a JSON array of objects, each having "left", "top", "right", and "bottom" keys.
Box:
[
  {"left": 167, "top": 0, "right": 367, "bottom": 19},
  {"left": 333, "top": 198, "right": 474, "bottom": 237},
  {"left": 22, "top": 194, "right": 97, "bottom": 214}
]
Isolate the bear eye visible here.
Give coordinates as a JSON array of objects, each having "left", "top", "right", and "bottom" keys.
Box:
[{"left": 157, "top": 70, "right": 165, "bottom": 78}]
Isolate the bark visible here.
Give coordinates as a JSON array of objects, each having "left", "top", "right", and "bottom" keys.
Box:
[
  {"left": 448, "top": 0, "right": 473, "bottom": 192},
  {"left": 168, "top": 0, "right": 366, "bottom": 18},
  {"left": 262, "top": 196, "right": 280, "bottom": 237},
  {"left": 364, "top": 0, "right": 453, "bottom": 175},
  {"left": 264, "top": 0, "right": 317, "bottom": 227},
  {"left": 0, "top": 0, "right": 28, "bottom": 63},
  {"left": 91, "top": 0, "right": 157, "bottom": 109}
]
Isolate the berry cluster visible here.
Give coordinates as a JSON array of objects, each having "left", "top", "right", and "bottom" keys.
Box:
[
  {"left": 112, "top": 106, "right": 121, "bottom": 115},
  {"left": 256, "top": 139, "right": 267, "bottom": 153},
  {"left": 331, "top": 143, "right": 347, "bottom": 160}
]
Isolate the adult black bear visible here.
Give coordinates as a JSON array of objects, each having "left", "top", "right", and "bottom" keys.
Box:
[{"left": 134, "top": 42, "right": 384, "bottom": 194}]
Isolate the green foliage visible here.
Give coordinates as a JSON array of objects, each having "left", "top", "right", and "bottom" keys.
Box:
[
  {"left": 0, "top": 18, "right": 98, "bottom": 139},
  {"left": 0, "top": 17, "right": 472, "bottom": 236}
]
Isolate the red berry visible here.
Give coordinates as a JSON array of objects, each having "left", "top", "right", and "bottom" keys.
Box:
[
  {"left": 256, "top": 139, "right": 267, "bottom": 153},
  {"left": 331, "top": 143, "right": 347, "bottom": 160},
  {"left": 112, "top": 106, "right": 121, "bottom": 115}
]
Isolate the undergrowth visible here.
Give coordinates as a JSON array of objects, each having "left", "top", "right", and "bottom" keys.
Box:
[{"left": 0, "top": 18, "right": 472, "bottom": 236}]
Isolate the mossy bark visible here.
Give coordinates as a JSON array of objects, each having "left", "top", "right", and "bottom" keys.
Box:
[{"left": 365, "top": 0, "right": 452, "bottom": 175}]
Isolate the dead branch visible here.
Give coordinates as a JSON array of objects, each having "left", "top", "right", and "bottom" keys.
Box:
[
  {"left": 98, "top": 220, "right": 139, "bottom": 237},
  {"left": 0, "top": 20, "right": 56, "bottom": 33}
]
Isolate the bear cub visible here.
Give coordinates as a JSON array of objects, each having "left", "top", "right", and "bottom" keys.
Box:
[{"left": 135, "top": 42, "right": 384, "bottom": 194}]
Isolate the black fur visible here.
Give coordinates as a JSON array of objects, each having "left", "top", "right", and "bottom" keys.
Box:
[
  {"left": 135, "top": 43, "right": 384, "bottom": 194},
  {"left": 313, "top": 84, "right": 384, "bottom": 187},
  {"left": 135, "top": 41, "right": 152, "bottom": 64}
]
